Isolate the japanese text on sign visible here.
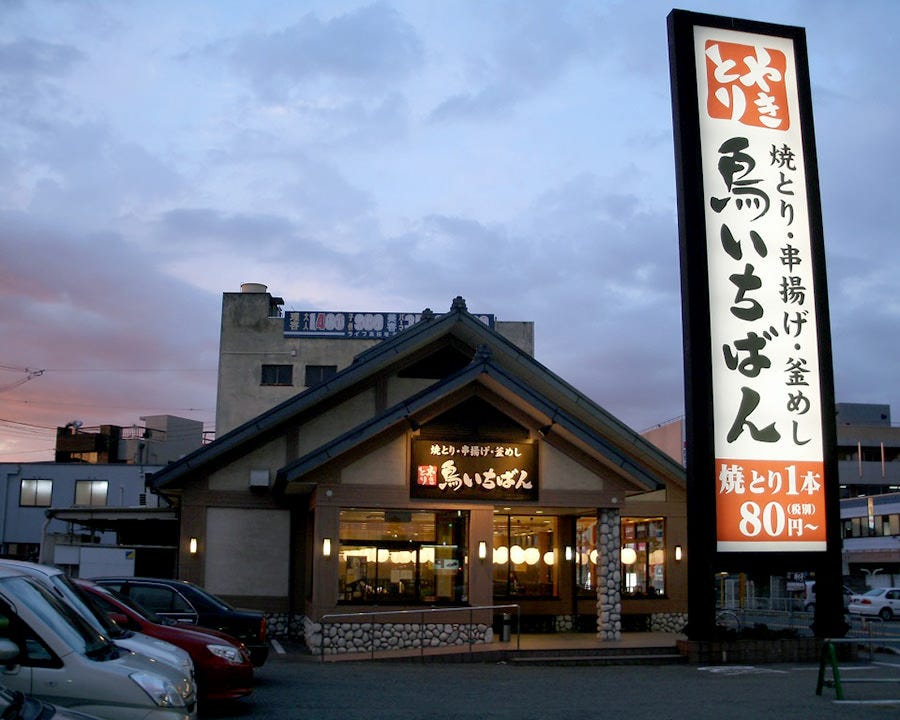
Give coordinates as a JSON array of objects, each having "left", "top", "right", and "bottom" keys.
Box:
[
  {"left": 695, "top": 25, "right": 826, "bottom": 551},
  {"left": 410, "top": 441, "right": 537, "bottom": 502},
  {"left": 284, "top": 311, "right": 494, "bottom": 339}
]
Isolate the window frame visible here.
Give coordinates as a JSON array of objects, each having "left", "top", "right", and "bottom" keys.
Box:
[
  {"left": 260, "top": 364, "right": 294, "bottom": 386},
  {"left": 304, "top": 364, "right": 337, "bottom": 387},
  {"left": 74, "top": 479, "right": 108, "bottom": 507},
  {"left": 19, "top": 478, "right": 52, "bottom": 507}
]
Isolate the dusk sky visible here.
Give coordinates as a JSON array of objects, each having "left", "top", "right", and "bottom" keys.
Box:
[{"left": 2, "top": 0, "right": 897, "bottom": 461}]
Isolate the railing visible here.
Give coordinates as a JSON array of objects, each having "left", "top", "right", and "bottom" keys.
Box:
[
  {"left": 817, "top": 634, "right": 900, "bottom": 703},
  {"left": 319, "top": 604, "right": 521, "bottom": 661}
]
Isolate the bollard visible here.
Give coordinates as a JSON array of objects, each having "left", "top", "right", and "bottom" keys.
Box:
[{"left": 501, "top": 613, "right": 511, "bottom": 642}]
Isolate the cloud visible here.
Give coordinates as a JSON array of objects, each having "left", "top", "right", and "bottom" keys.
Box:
[
  {"left": 200, "top": 2, "right": 423, "bottom": 103},
  {"left": 428, "top": 2, "right": 596, "bottom": 122},
  {"left": 0, "top": 211, "right": 219, "bottom": 454}
]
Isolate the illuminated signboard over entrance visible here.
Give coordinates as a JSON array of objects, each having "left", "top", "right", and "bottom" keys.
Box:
[
  {"left": 284, "top": 311, "right": 494, "bottom": 339},
  {"left": 410, "top": 440, "right": 537, "bottom": 502},
  {"left": 670, "top": 12, "right": 837, "bottom": 554}
]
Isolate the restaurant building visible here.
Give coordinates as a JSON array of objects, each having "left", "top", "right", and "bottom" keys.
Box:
[{"left": 151, "top": 285, "right": 687, "bottom": 651}]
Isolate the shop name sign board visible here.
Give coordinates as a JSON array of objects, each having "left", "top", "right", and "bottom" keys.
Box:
[
  {"left": 284, "top": 311, "right": 494, "bottom": 339},
  {"left": 410, "top": 440, "right": 537, "bottom": 502},
  {"left": 670, "top": 12, "right": 836, "bottom": 553}
]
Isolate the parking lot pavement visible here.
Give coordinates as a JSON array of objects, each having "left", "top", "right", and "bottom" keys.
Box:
[{"left": 202, "top": 648, "right": 900, "bottom": 720}]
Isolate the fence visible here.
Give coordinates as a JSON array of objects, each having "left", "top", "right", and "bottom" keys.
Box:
[{"left": 817, "top": 635, "right": 900, "bottom": 703}]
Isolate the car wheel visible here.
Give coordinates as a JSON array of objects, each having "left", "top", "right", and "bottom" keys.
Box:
[{"left": 879, "top": 607, "right": 893, "bottom": 621}]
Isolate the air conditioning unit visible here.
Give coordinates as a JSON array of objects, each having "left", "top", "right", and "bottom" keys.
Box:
[{"left": 249, "top": 469, "right": 270, "bottom": 488}]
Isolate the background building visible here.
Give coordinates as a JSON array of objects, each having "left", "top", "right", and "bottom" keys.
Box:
[{"left": 0, "top": 414, "right": 204, "bottom": 577}]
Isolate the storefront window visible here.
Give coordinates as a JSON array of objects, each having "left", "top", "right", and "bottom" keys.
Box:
[
  {"left": 492, "top": 515, "right": 558, "bottom": 598},
  {"left": 338, "top": 509, "right": 468, "bottom": 604},
  {"left": 621, "top": 517, "right": 666, "bottom": 598},
  {"left": 575, "top": 516, "right": 598, "bottom": 594}
]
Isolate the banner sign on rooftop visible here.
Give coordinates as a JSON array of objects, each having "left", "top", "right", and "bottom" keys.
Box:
[{"left": 284, "top": 311, "right": 494, "bottom": 339}]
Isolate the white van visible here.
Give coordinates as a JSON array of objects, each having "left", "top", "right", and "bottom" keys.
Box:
[
  {"left": 0, "top": 561, "right": 192, "bottom": 681},
  {"left": 0, "top": 567, "right": 196, "bottom": 720}
]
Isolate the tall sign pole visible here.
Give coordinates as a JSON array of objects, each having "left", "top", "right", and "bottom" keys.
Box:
[{"left": 668, "top": 10, "right": 845, "bottom": 639}]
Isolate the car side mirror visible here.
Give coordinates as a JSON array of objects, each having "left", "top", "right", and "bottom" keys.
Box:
[
  {"left": 108, "top": 612, "right": 131, "bottom": 628},
  {"left": 0, "top": 638, "right": 20, "bottom": 666}
]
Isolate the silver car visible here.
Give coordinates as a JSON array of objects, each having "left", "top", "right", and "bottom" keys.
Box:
[
  {"left": 0, "top": 560, "right": 193, "bottom": 681},
  {"left": 0, "top": 567, "right": 196, "bottom": 720}
]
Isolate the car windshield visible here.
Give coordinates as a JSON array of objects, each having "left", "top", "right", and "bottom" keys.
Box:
[
  {"left": 51, "top": 575, "right": 127, "bottom": 639},
  {"left": 862, "top": 588, "right": 885, "bottom": 597},
  {"left": 0, "top": 576, "right": 111, "bottom": 657}
]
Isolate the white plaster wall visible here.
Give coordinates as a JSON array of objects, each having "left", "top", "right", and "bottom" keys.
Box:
[
  {"left": 204, "top": 507, "right": 290, "bottom": 596},
  {"left": 341, "top": 436, "right": 407, "bottom": 486},
  {"left": 541, "top": 442, "right": 605, "bottom": 490},
  {"left": 208, "top": 437, "right": 286, "bottom": 491}
]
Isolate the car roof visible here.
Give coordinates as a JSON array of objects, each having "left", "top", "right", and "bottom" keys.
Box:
[
  {"left": 0, "top": 565, "right": 32, "bottom": 580},
  {"left": 0, "top": 560, "right": 62, "bottom": 579}
]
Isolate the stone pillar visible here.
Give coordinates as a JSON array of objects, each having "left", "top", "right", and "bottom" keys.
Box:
[{"left": 596, "top": 508, "right": 621, "bottom": 641}]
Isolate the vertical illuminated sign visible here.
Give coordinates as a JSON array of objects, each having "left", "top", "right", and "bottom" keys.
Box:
[{"left": 670, "top": 12, "right": 837, "bottom": 554}]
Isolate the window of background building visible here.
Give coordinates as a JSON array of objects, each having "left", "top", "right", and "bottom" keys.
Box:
[
  {"left": 260, "top": 365, "right": 294, "bottom": 385},
  {"left": 261, "top": 364, "right": 293, "bottom": 386},
  {"left": 337, "top": 509, "right": 468, "bottom": 604},
  {"left": 19, "top": 479, "right": 52, "bottom": 507},
  {"left": 304, "top": 365, "right": 337, "bottom": 387},
  {"left": 492, "top": 515, "right": 558, "bottom": 598},
  {"left": 74, "top": 480, "right": 108, "bottom": 507},
  {"left": 621, "top": 517, "right": 666, "bottom": 597}
]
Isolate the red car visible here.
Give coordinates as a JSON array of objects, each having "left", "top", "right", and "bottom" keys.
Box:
[{"left": 75, "top": 579, "right": 254, "bottom": 704}]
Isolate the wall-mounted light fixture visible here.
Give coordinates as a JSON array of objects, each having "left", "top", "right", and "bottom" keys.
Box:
[
  {"left": 478, "top": 541, "right": 487, "bottom": 561},
  {"left": 621, "top": 546, "right": 637, "bottom": 565},
  {"left": 189, "top": 537, "right": 198, "bottom": 555},
  {"left": 564, "top": 546, "right": 573, "bottom": 562},
  {"left": 674, "top": 545, "right": 683, "bottom": 561},
  {"left": 322, "top": 538, "right": 332, "bottom": 558}
]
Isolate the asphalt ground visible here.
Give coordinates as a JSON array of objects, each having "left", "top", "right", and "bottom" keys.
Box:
[{"left": 203, "top": 646, "right": 900, "bottom": 720}]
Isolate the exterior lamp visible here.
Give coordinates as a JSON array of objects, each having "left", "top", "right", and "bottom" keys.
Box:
[
  {"left": 188, "top": 537, "right": 198, "bottom": 555},
  {"left": 621, "top": 547, "right": 637, "bottom": 565},
  {"left": 478, "top": 541, "right": 487, "bottom": 561},
  {"left": 564, "top": 546, "right": 573, "bottom": 562},
  {"left": 322, "top": 538, "right": 332, "bottom": 558},
  {"left": 675, "top": 545, "right": 683, "bottom": 561}
]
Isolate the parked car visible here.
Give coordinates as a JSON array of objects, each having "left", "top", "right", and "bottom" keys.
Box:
[
  {"left": 0, "top": 686, "right": 104, "bottom": 720},
  {"left": 0, "top": 560, "right": 194, "bottom": 680},
  {"left": 75, "top": 580, "right": 254, "bottom": 704},
  {"left": 848, "top": 587, "right": 900, "bottom": 620},
  {"left": 801, "top": 581, "right": 855, "bottom": 612},
  {"left": 0, "top": 566, "right": 197, "bottom": 720},
  {"left": 92, "top": 577, "right": 269, "bottom": 666}
]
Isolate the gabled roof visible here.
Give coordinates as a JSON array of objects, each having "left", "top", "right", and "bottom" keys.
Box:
[
  {"left": 274, "top": 345, "right": 667, "bottom": 494},
  {"left": 151, "top": 297, "right": 684, "bottom": 492}
]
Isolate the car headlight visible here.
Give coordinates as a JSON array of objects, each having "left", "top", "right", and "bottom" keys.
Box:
[
  {"left": 129, "top": 672, "right": 187, "bottom": 708},
  {"left": 207, "top": 643, "right": 243, "bottom": 664}
]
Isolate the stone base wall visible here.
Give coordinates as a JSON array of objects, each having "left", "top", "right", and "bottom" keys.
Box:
[
  {"left": 266, "top": 612, "right": 304, "bottom": 640},
  {"left": 650, "top": 612, "right": 688, "bottom": 634},
  {"left": 303, "top": 619, "right": 494, "bottom": 655},
  {"left": 267, "top": 610, "right": 686, "bottom": 646}
]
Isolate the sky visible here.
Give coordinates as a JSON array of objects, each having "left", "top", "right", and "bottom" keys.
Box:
[{"left": 1, "top": 0, "right": 898, "bottom": 461}]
